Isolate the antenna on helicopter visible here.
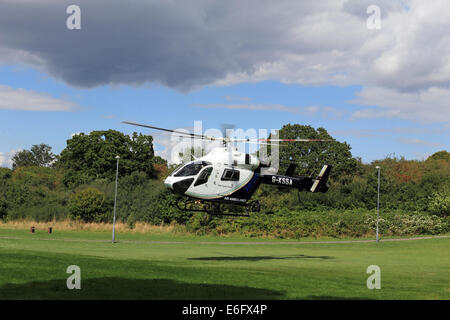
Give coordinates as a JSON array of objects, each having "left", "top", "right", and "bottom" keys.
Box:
[{"left": 221, "top": 123, "right": 236, "bottom": 166}]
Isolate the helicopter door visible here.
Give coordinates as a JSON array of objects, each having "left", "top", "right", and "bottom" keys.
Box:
[
  {"left": 186, "top": 166, "right": 218, "bottom": 198},
  {"left": 193, "top": 166, "right": 213, "bottom": 187}
]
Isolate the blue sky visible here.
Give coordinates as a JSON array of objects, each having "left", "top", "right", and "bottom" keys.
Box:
[
  {"left": 0, "top": 1, "right": 449, "bottom": 166},
  {"left": 0, "top": 65, "right": 447, "bottom": 165}
]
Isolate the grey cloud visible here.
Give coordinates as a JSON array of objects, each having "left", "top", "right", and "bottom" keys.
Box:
[
  {"left": 0, "top": 1, "right": 330, "bottom": 90},
  {"left": 1, "top": 0, "right": 450, "bottom": 123},
  {"left": 343, "top": 0, "right": 410, "bottom": 20},
  {"left": 0, "top": 1, "right": 422, "bottom": 92}
]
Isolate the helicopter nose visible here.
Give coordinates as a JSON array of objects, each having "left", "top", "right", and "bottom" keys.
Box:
[{"left": 164, "top": 177, "right": 173, "bottom": 190}]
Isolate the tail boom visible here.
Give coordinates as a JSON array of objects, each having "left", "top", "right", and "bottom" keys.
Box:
[{"left": 261, "top": 164, "right": 332, "bottom": 193}]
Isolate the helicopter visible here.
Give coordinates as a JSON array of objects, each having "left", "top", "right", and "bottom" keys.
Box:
[{"left": 122, "top": 121, "right": 332, "bottom": 216}]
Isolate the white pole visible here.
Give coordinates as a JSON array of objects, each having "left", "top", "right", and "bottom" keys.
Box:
[
  {"left": 376, "top": 166, "right": 380, "bottom": 243},
  {"left": 112, "top": 155, "right": 120, "bottom": 243}
]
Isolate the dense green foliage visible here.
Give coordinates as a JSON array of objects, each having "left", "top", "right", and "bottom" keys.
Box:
[
  {"left": 68, "top": 188, "right": 109, "bottom": 222},
  {"left": 274, "top": 124, "right": 361, "bottom": 179},
  {"left": 0, "top": 125, "right": 448, "bottom": 238},
  {"left": 57, "top": 130, "right": 159, "bottom": 186},
  {"left": 1, "top": 166, "right": 68, "bottom": 222},
  {"left": 185, "top": 210, "right": 448, "bottom": 238}
]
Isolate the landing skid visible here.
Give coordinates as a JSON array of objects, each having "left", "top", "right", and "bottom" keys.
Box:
[{"left": 175, "top": 199, "right": 260, "bottom": 217}]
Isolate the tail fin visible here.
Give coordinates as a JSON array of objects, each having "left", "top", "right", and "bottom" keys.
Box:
[{"left": 310, "top": 165, "right": 332, "bottom": 193}]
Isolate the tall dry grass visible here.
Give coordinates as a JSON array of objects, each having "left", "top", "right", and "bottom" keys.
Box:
[{"left": 0, "top": 219, "right": 187, "bottom": 235}]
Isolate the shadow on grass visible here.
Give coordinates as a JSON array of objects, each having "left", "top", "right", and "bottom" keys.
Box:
[
  {"left": 0, "top": 277, "right": 284, "bottom": 300},
  {"left": 188, "top": 254, "right": 335, "bottom": 261}
]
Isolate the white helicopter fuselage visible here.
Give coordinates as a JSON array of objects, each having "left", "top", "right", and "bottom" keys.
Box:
[{"left": 164, "top": 147, "right": 261, "bottom": 204}]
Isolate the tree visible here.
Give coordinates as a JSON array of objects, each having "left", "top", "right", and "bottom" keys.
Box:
[
  {"left": 271, "top": 124, "right": 361, "bottom": 179},
  {"left": 12, "top": 144, "right": 55, "bottom": 169},
  {"left": 68, "top": 188, "right": 109, "bottom": 222},
  {"left": 58, "top": 130, "right": 156, "bottom": 186},
  {"left": 31, "top": 144, "right": 56, "bottom": 167}
]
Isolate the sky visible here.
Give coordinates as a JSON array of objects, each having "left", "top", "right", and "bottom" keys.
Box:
[{"left": 0, "top": 0, "right": 449, "bottom": 167}]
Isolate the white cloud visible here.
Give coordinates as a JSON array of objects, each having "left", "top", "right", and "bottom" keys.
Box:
[
  {"left": 0, "top": 85, "right": 78, "bottom": 112},
  {"left": 350, "top": 87, "right": 450, "bottom": 123},
  {"left": 0, "top": 153, "right": 8, "bottom": 168},
  {"left": 0, "top": 149, "right": 19, "bottom": 168},
  {"left": 398, "top": 138, "right": 445, "bottom": 148}
]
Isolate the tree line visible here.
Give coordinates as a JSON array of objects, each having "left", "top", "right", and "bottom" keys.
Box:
[{"left": 0, "top": 125, "right": 448, "bottom": 238}]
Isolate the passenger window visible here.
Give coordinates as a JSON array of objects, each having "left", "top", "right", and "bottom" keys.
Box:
[
  {"left": 194, "top": 167, "right": 213, "bottom": 186},
  {"left": 221, "top": 169, "right": 240, "bottom": 181}
]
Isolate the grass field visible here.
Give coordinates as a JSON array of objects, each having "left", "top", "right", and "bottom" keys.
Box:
[{"left": 0, "top": 226, "right": 449, "bottom": 300}]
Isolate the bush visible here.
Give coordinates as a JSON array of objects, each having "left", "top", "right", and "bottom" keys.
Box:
[
  {"left": 68, "top": 188, "right": 109, "bottom": 222},
  {"left": 7, "top": 204, "right": 68, "bottom": 222},
  {"left": 0, "top": 167, "right": 12, "bottom": 180},
  {"left": 184, "top": 209, "right": 449, "bottom": 239},
  {"left": 428, "top": 189, "right": 450, "bottom": 217}
]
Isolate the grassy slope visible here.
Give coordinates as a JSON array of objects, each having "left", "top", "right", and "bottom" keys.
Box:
[{"left": 0, "top": 228, "right": 449, "bottom": 299}]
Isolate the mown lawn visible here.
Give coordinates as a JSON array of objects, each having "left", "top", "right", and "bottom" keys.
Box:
[{"left": 0, "top": 228, "right": 448, "bottom": 299}]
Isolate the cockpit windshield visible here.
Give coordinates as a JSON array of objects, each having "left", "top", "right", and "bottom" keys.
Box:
[{"left": 173, "top": 161, "right": 212, "bottom": 177}]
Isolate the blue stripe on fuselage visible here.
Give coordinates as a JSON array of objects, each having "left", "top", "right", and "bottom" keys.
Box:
[
  {"left": 213, "top": 174, "right": 261, "bottom": 204},
  {"left": 244, "top": 174, "right": 259, "bottom": 194}
]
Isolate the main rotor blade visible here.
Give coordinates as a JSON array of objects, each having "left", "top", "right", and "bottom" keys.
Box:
[
  {"left": 122, "top": 121, "right": 332, "bottom": 144},
  {"left": 122, "top": 121, "right": 224, "bottom": 141},
  {"left": 237, "top": 141, "right": 292, "bottom": 147},
  {"left": 229, "top": 138, "right": 332, "bottom": 143},
  {"left": 169, "top": 134, "right": 225, "bottom": 142},
  {"left": 257, "top": 138, "right": 332, "bottom": 142}
]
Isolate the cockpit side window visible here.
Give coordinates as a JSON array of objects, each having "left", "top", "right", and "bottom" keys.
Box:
[{"left": 173, "top": 161, "right": 212, "bottom": 177}]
